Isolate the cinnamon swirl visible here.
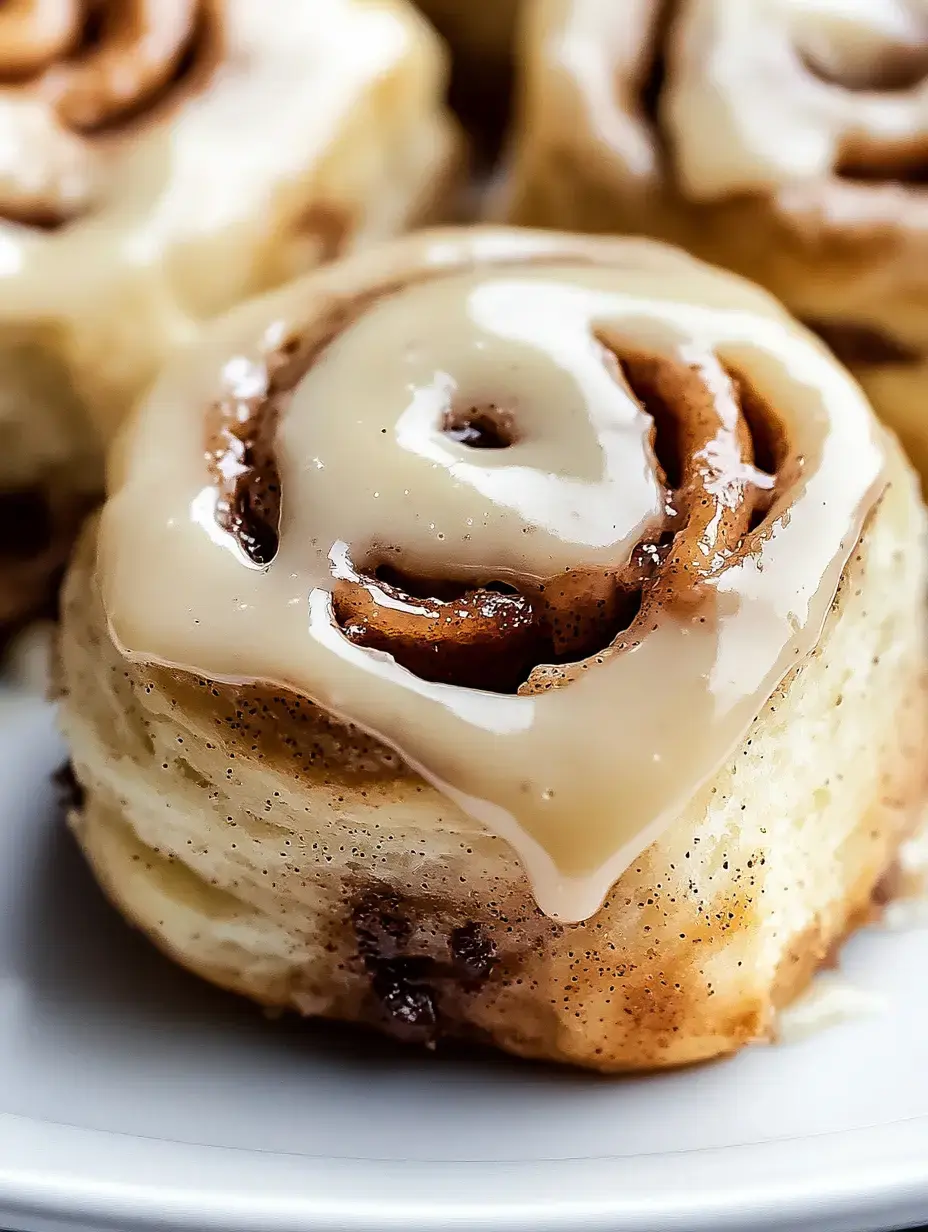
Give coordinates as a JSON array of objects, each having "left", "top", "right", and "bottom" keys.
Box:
[
  {"left": 0, "top": 0, "right": 458, "bottom": 627},
  {"left": 506, "top": 0, "right": 928, "bottom": 483},
  {"left": 56, "top": 227, "right": 928, "bottom": 1071}
]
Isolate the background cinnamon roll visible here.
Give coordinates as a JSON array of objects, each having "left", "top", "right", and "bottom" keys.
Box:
[
  {"left": 0, "top": 0, "right": 458, "bottom": 627},
  {"left": 57, "top": 227, "right": 927, "bottom": 1072},
  {"left": 506, "top": 0, "right": 928, "bottom": 482}
]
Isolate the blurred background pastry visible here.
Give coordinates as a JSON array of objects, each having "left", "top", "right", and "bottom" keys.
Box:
[
  {"left": 0, "top": 0, "right": 458, "bottom": 629},
  {"left": 57, "top": 226, "right": 927, "bottom": 1071},
  {"left": 506, "top": 0, "right": 928, "bottom": 481}
]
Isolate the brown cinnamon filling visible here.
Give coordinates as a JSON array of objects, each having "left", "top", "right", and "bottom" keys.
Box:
[
  {"left": 836, "top": 138, "right": 928, "bottom": 186},
  {"left": 798, "top": 40, "right": 928, "bottom": 94},
  {"left": 207, "top": 331, "right": 788, "bottom": 697},
  {"left": 352, "top": 891, "right": 496, "bottom": 1044},
  {"left": 205, "top": 293, "right": 398, "bottom": 567}
]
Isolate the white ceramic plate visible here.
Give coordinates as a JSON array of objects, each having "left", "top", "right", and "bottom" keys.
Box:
[{"left": 1, "top": 689, "right": 928, "bottom": 1232}]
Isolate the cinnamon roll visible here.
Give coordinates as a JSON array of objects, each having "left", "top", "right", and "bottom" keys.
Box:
[
  {"left": 506, "top": 0, "right": 928, "bottom": 482},
  {"left": 0, "top": 0, "right": 458, "bottom": 626},
  {"left": 56, "top": 227, "right": 927, "bottom": 1071}
]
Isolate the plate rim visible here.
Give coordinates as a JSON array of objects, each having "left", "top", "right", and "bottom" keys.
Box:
[{"left": 2, "top": 1110, "right": 928, "bottom": 1232}]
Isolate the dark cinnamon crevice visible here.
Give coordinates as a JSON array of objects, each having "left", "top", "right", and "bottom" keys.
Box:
[
  {"left": 805, "top": 317, "right": 923, "bottom": 367},
  {"left": 614, "top": 349, "right": 785, "bottom": 576},
  {"left": 637, "top": 0, "right": 675, "bottom": 127},
  {"left": 615, "top": 353, "right": 776, "bottom": 549},
  {"left": 0, "top": 204, "right": 76, "bottom": 232},
  {"left": 446, "top": 56, "right": 514, "bottom": 173},
  {"left": 208, "top": 392, "right": 282, "bottom": 567},
  {"left": 747, "top": 504, "right": 770, "bottom": 534},
  {"left": 74, "top": 1, "right": 221, "bottom": 135},
  {"left": 728, "top": 368, "right": 786, "bottom": 479},
  {"left": 206, "top": 292, "right": 398, "bottom": 566},
  {"left": 352, "top": 891, "right": 496, "bottom": 1045},
  {"left": 837, "top": 158, "right": 928, "bottom": 186},
  {"left": 78, "top": 5, "right": 107, "bottom": 54},
  {"left": 0, "top": 0, "right": 208, "bottom": 114},
  {"left": 836, "top": 141, "right": 928, "bottom": 186},
  {"left": 621, "top": 355, "right": 685, "bottom": 488},
  {"left": 442, "top": 400, "right": 517, "bottom": 449},
  {"left": 334, "top": 553, "right": 648, "bottom": 695}
]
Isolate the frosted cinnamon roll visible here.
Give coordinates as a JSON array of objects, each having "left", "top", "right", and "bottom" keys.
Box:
[
  {"left": 0, "top": 0, "right": 458, "bottom": 626},
  {"left": 506, "top": 0, "right": 928, "bottom": 482},
  {"left": 57, "top": 227, "right": 927, "bottom": 1071}
]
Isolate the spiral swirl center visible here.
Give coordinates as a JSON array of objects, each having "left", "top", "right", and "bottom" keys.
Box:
[
  {"left": 654, "top": 0, "right": 928, "bottom": 197},
  {"left": 0, "top": 0, "right": 206, "bottom": 226},
  {"left": 0, "top": 0, "right": 202, "bottom": 126}
]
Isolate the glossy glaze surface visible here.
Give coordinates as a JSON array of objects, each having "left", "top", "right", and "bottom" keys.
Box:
[{"left": 100, "top": 231, "right": 885, "bottom": 920}]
